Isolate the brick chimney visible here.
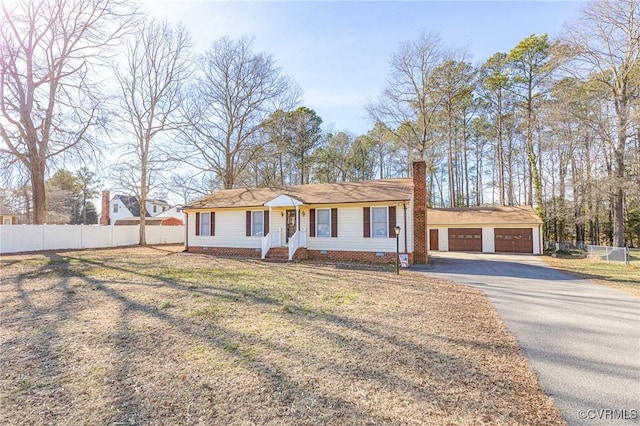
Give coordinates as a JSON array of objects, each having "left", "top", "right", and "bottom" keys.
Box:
[
  {"left": 413, "top": 161, "right": 427, "bottom": 264},
  {"left": 100, "top": 190, "right": 110, "bottom": 225}
]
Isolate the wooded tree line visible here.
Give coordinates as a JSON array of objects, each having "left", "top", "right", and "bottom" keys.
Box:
[{"left": 1, "top": 0, "right": 638, "bottom": 246}]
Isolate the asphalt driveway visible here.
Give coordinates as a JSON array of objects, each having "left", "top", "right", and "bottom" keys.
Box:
[{"left": 419, "top": 252, "right": 640, "bottom": 426}]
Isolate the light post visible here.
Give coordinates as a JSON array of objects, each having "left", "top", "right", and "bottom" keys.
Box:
[{"left": 394, "top": 225, "right": 401, "bottom": 275}]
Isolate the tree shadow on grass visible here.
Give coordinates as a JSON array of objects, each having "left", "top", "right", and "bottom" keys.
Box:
[{"left": 1, "top": 250, "right": 563, "bottom": 425}]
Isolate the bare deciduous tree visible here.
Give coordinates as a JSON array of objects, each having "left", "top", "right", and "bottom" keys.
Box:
[
  {"left": 0, "top": 0, "right": 135, "bottom": 224},
  {"left": 178, "top": 37, "right": 299, "bottom": 190},
  {"left": 563, "top": 0, "right": 640, "bottom": 247},
  {"left": 366, "top": 32, "right": 446, "bottom": 160},
  {"left": 113, "top": 18, "right": 192, "bottom": 244}
]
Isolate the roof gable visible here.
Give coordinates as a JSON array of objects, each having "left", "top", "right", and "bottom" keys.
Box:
[
  {"left": 184, "top": 178, "right": 414, "bottom": 210},
  {"left": 116, "top": 195, "right": 154, "bottom": 217},
  {"left": 265, "top": 194, "right": 304, "bottom": 207}
]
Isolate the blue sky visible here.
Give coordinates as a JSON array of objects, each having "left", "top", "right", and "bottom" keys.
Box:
[{"left": 143, "top": 1, "right": 586, "bottom": 135}]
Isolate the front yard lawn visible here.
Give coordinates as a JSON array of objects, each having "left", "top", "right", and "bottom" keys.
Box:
[{"left": 1, "top": 246, "right": 563, "bottom": 425}]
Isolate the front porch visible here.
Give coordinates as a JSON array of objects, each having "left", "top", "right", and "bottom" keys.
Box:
[{"left": 262, "top": 194, "right": 307, "bottom": 261}]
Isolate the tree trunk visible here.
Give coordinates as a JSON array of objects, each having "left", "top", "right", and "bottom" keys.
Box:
[
  {"left": 31, "top": 159, "right": 47, "bottom": 224},
  {"left": 496, "top": 94, "right": 505, "bottom": 206},
  {"left": 447, "top": 107, "right": 455, "bottom": 207},
  {"left": 139, "top": 155, "right": 148, "bottom": 245}
]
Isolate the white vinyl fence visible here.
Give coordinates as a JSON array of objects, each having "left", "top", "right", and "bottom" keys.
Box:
[{"left": 0, "top": 225, "right": 185, "bottom": 254}]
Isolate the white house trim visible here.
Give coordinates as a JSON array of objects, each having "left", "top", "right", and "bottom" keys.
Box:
[{"left": 264, "top": 194, "right": 303, "bottom": 207}]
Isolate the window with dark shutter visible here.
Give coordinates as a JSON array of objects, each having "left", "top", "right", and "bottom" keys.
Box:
[
  {"left": 331, "top": 208, "right": 338, "bottom": 238},
  {"left": 210, "top": 212, "right": 215, "bottom": 236},
  {"left": 363, "top": 207, "right": 370, "bottom": 238},
  {"left": 195, "top": 212, "right": 200, "bottom": 236},
  {"left": 263, "top": 211, "right": 269, "bottom": 235},
  {"left": 388, "top": 206, "right": 396, "bottom": 238},
  {"left": 309, "top": 208, "right": 316, "bottom": 237},
  {"left": 246, "top": 211, "right": 251, "bottom": 236}
]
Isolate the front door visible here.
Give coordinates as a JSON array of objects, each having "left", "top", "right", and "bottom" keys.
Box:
[{"left": 286, "top": 210, "right": 296, "bottom": 243}]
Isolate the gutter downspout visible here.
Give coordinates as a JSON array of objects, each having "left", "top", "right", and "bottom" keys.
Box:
[
  {"left": 403, "top": 203, "right": 407, "bottom": 253},
  {"left": 184, "top": 210, "right": 189, "bottom": 252}
]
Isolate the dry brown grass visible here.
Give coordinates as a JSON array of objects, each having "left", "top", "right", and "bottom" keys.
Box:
[{"left": 0, "top": 246, "right": 564, "bottom": 425}]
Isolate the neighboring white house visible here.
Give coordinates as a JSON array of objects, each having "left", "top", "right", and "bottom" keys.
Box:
[
  {"left": 181, "top": 161, "right": 429, "bottom": 264},
  {"left": 427, "top": 206, "right": 543, "bottom": 254},
  {"left": 99, "top": 193, "right": 171, "bottom": 224},
  {"left": 155, "top": 205, "right": 184, "bottom": 221}
]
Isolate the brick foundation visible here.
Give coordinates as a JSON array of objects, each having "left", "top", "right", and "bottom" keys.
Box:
[
  {"left": 188, "top": 246, "right": 261, "bottom": 258},
  {"left": 300, "top": 249, "right": 413, "bottom": 265},
  {"left": 188, "top": 246, "right": 414, "bottom": 265}
]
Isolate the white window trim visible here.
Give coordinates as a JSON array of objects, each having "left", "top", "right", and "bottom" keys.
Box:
[
  {"left": 251, "top": 210, "right": 264, "bottom": 237},
  {"left": 370, "top": 206, "right": 388, "bottom": 238},
  {"left": 200, "top": 212, "right": 211, "bottom": 236},
  {"left": 316, "top": 208, "right": 331, "bottom": 238}
]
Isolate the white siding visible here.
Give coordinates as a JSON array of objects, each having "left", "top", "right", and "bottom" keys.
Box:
[
  {"left": 188, "top": 203, "right": 414, "bottom": 254},
  {"left": 189, "top": 210, "right": 261, "bottom": 249},
  {"left": 427, "top": 225, "right": 542, "bottom": 254},
  {"left": 482, "top": 228, "right": 495, "bottom": 253},
  {"left": 268, "top": 209, "right": 287, "bottom": 247},
  {"left": 533, "top": 225, "right": 542, "bottom": 255},
  {"left": 437, "top": 227, "right": 449, "bottom": 251},
  {"left": 304, "top": 204, "right": 402, "bottom": 253},
  {"left": 109, "top": 197, "right": 134, "bottom": 222}
]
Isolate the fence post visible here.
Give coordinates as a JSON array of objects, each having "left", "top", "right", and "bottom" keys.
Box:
[{"left": 626, "top": 247, "right": 629, "bottom": 266}]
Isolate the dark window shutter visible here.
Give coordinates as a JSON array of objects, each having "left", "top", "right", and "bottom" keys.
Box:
[
  {"left": 331, "top": 208, "right": 338, "bottom": 238},
  {"left": 246, "top": 211, "right": 251, "bottom": 236},
  {"left": 363, "top": 207, "right": 370, "bottom": 238},
  {"left": 210, "top": 212, "right": 215, "bottom": 236},
  {"left": 195, "top": 212, "right": 200, "bottom": 236},
  {"left": 309, "top": 208, "right": 316, "bottom": 237},
  {"left": 263, "top": 211, "right": 269, "bottom": 235},
  {"left": 388, "top": 206, "right": 396, "bottom": 238}
]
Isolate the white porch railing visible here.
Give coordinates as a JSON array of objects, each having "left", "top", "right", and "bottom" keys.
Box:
[
  {"left": 261, "top": 232, "right": 272, "bottom": 260},
  {"left": 262, "top": 230, "right": 284, "bottom": 259},
  {"left": 288, "top": 230, "right": 307, "bottom": 261}
]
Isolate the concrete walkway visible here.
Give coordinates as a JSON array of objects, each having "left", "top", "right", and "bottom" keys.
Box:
[{"left": 418, "top": 252, "right": 639, "bottom": 426}]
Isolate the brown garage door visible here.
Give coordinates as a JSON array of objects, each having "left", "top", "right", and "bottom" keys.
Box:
[
  {"left": 494, "top": 228, "right": 533, "bottom": 253},
  {"left": 448, "top": 228, "right": 482, "bottom": 252}
]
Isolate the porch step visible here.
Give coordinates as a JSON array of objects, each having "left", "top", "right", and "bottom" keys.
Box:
[{"left": 264, "top": 247, "right": 289, "bottom": 262}]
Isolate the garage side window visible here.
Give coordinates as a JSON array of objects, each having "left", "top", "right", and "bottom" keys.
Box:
[{"left": 371, "top": 207, "right": 388, "bottom": 238}]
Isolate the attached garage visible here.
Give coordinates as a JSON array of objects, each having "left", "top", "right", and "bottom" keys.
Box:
[
  {"left": 495, "top": 228, "right": 533, "bottom": 253},
  {"left": 448, "top": 228, "right": 482, "bottom": 252},
  {"left": 427, "top": 206, "right": 543, "bottom": 254}
]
